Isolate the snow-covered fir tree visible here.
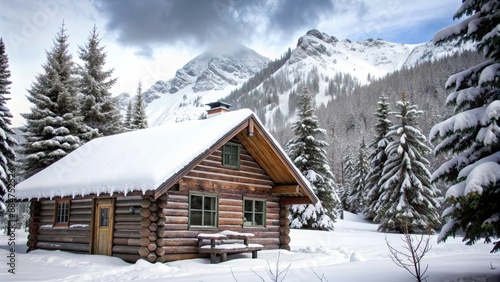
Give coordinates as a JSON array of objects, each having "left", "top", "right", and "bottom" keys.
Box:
[
  {"left": 0, "top": 38, "right": 17, "bottom": 200},
  {"left": 338, "top": 151, "right": 353, "bottom": 211},
  {"left": 287, "top": 87, "right": 339, "bottom": 230},
  {"left": 365, "top": 95, "right": 393, "bottom": 221},
  {"left": 131, "top": 82, "right": 148, "bottom": 130},
  {"left": 78, "top": 25, "right": 123, "bottom": 136},
  {"left": 21, "top": 24, "right": 95, "bottom": 178},
  {"left": 124, "top": 100, "right": 133, "bottom": 131},
  {"left": 347, "top": 137, "right": 369, "bottom": 213},
  {"left": 430, "top": 0, "right": 500, "bottom": 245},
  {"left": 376, "top": 93, "right": 441, "bottom": 232}
]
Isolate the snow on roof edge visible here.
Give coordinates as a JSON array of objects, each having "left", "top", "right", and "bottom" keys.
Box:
[
  {"left": 14, "top": 108, "right": 317, "bottom": 204},
  {"left": 15, "top": 109, "right": 255, "bottom": 200}
]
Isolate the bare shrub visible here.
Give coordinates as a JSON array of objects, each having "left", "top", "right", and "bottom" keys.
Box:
[{"left": 385, "top": 226, "right": 432, "bottom": 282}]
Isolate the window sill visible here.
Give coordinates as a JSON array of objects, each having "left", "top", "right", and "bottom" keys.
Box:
[
  {"left": 243, "top": 225, "right": 266, "bottom": 228},
  {"left": 222, "top": 165, "right": 240, "bottom": 170},
  {"left": 189, "top": 226, "right": 219, "bottom": 231}
]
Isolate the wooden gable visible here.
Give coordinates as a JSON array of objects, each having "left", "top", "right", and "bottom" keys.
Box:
[
  {"left": 182, "top": 137, "right": 274, "bottom": 192},
  {"left": 154, "top": 115, "right": 317, "bottom": 205}
]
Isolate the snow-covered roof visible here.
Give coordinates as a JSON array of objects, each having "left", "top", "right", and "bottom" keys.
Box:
[{"left": 16, "top": 109, "right": 317, "bottom": 203}]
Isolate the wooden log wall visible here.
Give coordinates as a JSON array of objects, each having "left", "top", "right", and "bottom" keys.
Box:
[
  {"left": 36, "top": 199, "right": 92, "bottom": 254},
  {"left": 112, "top": 196, "right": 142, "bottom": 262},
  {"left": 138, "top": 194, "right": 168, "bottom": 263},
  {"left": 159, "top": 139, "right": 282, "bottom": 262},
  {"left": 279, "top": 205, "right": 291, "bottom": 251},
  {"left": 27, "top": 200, "right": 41, "bottom": 252}
]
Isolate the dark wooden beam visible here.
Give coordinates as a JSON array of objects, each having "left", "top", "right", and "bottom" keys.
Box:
[
  {"left": 247, "top": 119, "right": 254, "bottom": 137},
  {"left": 280, "top": 197, "right": 312, "bottom": 205},
  {"left": 272, "top": 185, "right": 299, "bottom": 195}
]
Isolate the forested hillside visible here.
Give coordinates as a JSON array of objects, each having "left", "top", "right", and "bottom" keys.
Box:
[
  {"left": 319, "top": 50, "right": 485, "bottom": 179},
  {"left": 227, "top": 50, "right": 485, "bottom": 184}
]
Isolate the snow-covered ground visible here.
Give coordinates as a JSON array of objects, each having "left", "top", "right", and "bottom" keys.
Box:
[{"left": 1, "top": 212, "right": 498, "bottom": 281}]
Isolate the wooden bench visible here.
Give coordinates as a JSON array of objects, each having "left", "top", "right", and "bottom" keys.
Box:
[{"left": 197, "top": 231, "right": 264, "bottom": 264}]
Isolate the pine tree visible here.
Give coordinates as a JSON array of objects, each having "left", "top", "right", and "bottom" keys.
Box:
[
  {"left": 0, "top": 38, "right": 17, "bottom": 200},
  {"left": 347, "top": 138, "right": 369, "bottom": 213},
  {"left": 131, "top": 82, "right": 148, "bottom": 130},
  {"left": 376, "top": 93, "right": 441, "bottom": 232},
  {"left": 78, "top": 25, "right": 123, "bottom": 136},
  {"left": 287, "top": 87, "right": 339, "bottom": 230},
  {"left": 124, "top": 100, "right": 133, "bottom": 130},
  {"left": 21, "top": 24, "right": 94, "bottom": 178},
  {"left": 365, "top": 95, "right": 393, "bottom": 221},
  {"left": 430, "top": 0, "right": 500, "bottom": 245},
  {"left": 338, "top": 152, "right": 354, "bottom": 211}
]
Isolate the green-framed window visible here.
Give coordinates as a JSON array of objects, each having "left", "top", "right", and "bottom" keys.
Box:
[
  {"left": 243, "top": 198, "right": 266, "bottom": 227},
  {"left": 54, "top": 200, "right": 70, "bottom": 226},
  {"left": 189, "top": 192, "right": 218, "bottom": 228},
  {"left": 222, "top": 142, "right": 240, "bottom": 169}
]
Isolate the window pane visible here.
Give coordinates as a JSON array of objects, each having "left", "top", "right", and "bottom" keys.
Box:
[
  {"left": 204, "top": 196, "right": 215, "bottom": 210},
  {"left": 191, "top": 195, "right": 202, "bottom": 209},
  {"left": 191, "top": 211, "right": 202, "bottom": 226},
  {"left": 255, "top": 214, "right": 264, "bottom": 226},
  {"left": 100, "top": 208, "right": 109, "bottom": 227},
  {"left": 204, "top": 211, "right": 216, "bottom": 226},
  {"left": 190, "top": 194, "right": 217, "bottom": 227},
  {"left": 244, "top": 212, "right": 253, "bottom": 224},
  {"left": 255, "top": 201, "right": 264, "bottom": 212},
  {"left": 229, "top": 155, "right": 237, "bottom": 165},
  {"left": 57, "top": 202, "right": 69, "bottom": 223},
  {"left": 223, "top": 144, "right": 239, "bottom": 168},
  {"left": 244, "top": 200, "right": 253, "bottom": 212},
  {"left": 231, "top": 146, "right": 238, "bottom": 154},
  {"left": 243, "top": 199, "right": 265, "bottom": 227}
]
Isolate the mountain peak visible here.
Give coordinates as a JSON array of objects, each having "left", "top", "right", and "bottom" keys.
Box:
[
  {"left": 301, "top": 29, "right": 339, "bottom": 45},
  {"left": 203, "top": 41, "right": 253, "bottom": 58},
  {"left": 168, "top": 43, "right": 269, "bottom": 94}
]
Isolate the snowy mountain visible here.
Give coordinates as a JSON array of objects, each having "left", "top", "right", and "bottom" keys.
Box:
[
  {"left": 141, "top": 43, "right": 269, "bottom": 126},
  {"left": 288, "top": 30, "right": 415, "bottom": 82},
  {"left": 142, "top": 29, "right": 469, "bottom": 127},
  {"left": 285, "top": 29, "right": 470, "bottom": 85},
  {"left": 225, "top": 29, "right": 471, "bottom": 129}
]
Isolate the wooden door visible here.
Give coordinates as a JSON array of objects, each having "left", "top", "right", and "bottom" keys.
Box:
[{"left": 93, "top": 199, "right": 114, "bottom": 255}]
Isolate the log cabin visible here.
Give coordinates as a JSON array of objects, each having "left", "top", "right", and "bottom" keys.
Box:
[{"left": 15, "top": 102, "right": 318, "bottom": 263}]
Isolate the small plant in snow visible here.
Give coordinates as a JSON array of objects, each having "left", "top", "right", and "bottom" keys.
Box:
[
  {"left": 231, "top": 251, "right": 290, "bottom": 282},
  {"left": 231, "top": 251, "right": 328, "bottom": 282},
  {"left": 385, "top": 225, "right": 432, "bottom": 282},
  {"left": 251, "top": 252, "right": 291, "bottom": 282},
  {"left": 311, "top": 268, "right": 329, "bottom": 281}
]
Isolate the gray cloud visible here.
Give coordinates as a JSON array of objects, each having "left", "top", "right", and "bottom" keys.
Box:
[{"left": 93, "top": 0, "right": 339, "bottom": 57}]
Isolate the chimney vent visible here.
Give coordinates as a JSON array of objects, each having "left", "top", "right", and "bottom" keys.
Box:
[{"left": 206, "top": 101, "right": 231, "bottom": 117}]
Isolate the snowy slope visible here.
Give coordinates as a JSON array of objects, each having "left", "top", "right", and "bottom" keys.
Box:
[
  {"left": 143, "top": 43, "right": 269, "bottom": 126},
  {"left": 1, "top": 212, "right": 498, "bottom": 281}
]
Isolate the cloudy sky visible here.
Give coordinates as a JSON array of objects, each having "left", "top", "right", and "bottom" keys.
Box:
[{"left": 1, "top": 0, "right": 460, "bottom": 126}]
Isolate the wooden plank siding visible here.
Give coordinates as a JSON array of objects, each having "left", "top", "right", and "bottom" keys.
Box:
[
  {"left": 161, "top": 138, "right": 282, "bottom": 262},
  {"left": 36, "top": 199, "right": 93, "bottom": 254}
]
